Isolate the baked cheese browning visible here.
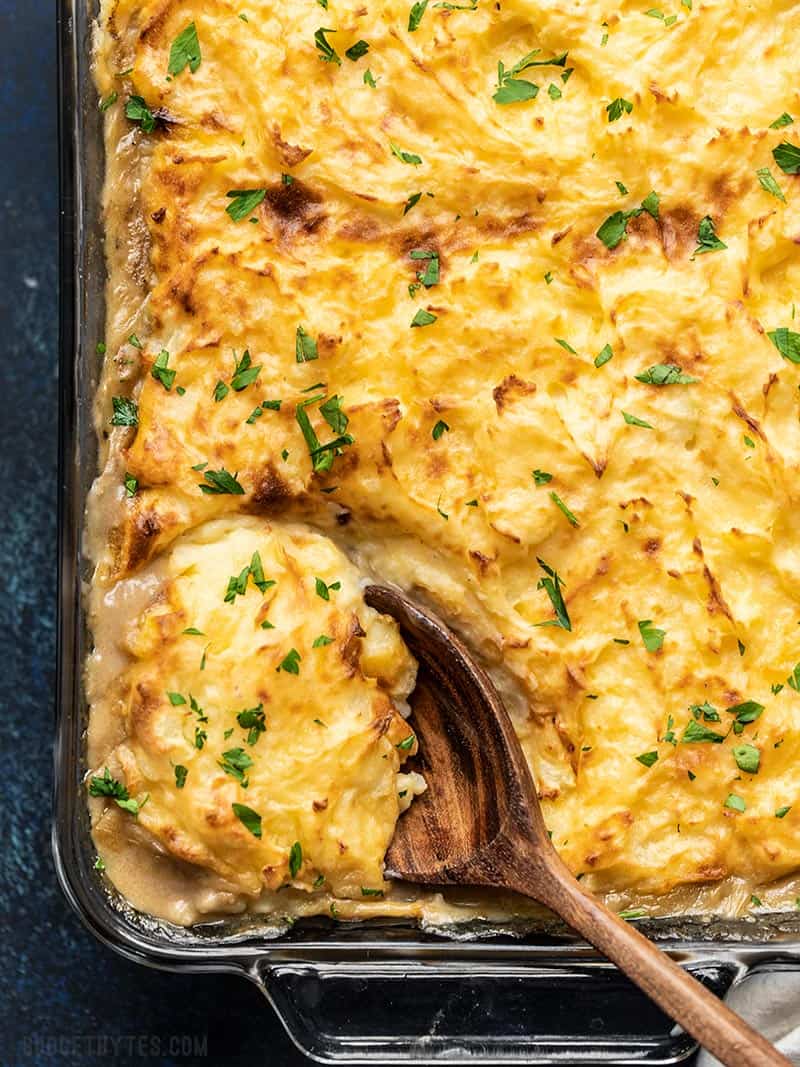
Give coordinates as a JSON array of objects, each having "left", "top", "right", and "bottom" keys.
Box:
[
  {"left": 92, "top": 0, "right": 800, "bottom": 915},
  {"left": 89, "top": 518, "right": 420, "bottom": 901}
]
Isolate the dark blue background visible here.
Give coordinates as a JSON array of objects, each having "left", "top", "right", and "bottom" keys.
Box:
[{"left": 0, "top": 3, "right": 306, "bottom": 1064}]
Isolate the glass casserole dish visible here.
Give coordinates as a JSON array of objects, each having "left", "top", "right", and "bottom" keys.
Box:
[{"left": 54, "top": 1, "right": 800, "bottom": 1060}]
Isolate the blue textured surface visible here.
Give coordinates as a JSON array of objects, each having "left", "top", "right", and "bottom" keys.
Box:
[{"left": 0, "top": 3, "right": 307, "bottom": 1064}]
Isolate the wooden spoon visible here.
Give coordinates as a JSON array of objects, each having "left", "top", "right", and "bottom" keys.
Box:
[{"left": 365, "top": 583, "right": 790, "bottom": 1067}]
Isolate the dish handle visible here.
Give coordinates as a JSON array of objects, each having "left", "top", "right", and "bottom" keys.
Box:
[{"left": 251, "top": 955, "right": 742, "bottom": 1063}]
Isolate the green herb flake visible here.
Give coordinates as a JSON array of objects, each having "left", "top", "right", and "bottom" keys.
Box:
[
  {"left": 532, "top": 469, "right": 552, "bottom": 485},
  {"left": 638, "top": 619, "right": 665, "bottom": 652},
  {"left": 123, "top": 472, "right": 138, "bottom": 497},
  {"left": 756, "top": 167, "right": 786, "bottom": 202},
  {"left": 549, "top": 491, "right": 579, "bottom": 527},
  {"left": 295, "top": 325, "right": 319, "bottom": 363},
  {"left": 198, "top": 468, "right": 245, "bottom": 495},
  {"left": 88, "top": 767, "right": 142, "bottom": 815},
  {"left": 232, "top": 802, "right": 262, "bottom": 838},
  {"left": 594, "top": 343, "right": 614, "bottom": 367},
  {"left": 345, "top": 39, "right": 370, "bottom": 60},
  {"left": 411, "top": 308, "right": 437, "bottom": 327},
  {"left": 289, "top": 841, "right": 303, "bottom": 878},
  {"left": 724, "top": 793, "right": 746, "bottom": 813},
  {"left": 768, "top": 328, "right": 800, "bottom": 364},
  {"left": 313, "top": 634, "right": 334, "bottom": 647},
  {"left": 641, "top": 190, "right": 660, "bottom": 219},
  {"left": 535, "top": 557, "right": 571, "bottom": 631},
  {"left": 167, "top": 691, "right": 187, "bottom": 706},
  {"left": 174, "top": 765, "right": 188, "bottom": 789},
  {"left": 167, "top": 22, "right": 202, "bottom": 76},
  {"left": 314, "top": 27, "right": 341, "bottom": 65},
  {"left": 770, "top": 113, "right": 794, "bottom": 129},
  {"left": 776, "top": 805, "right": 792, "bottom": 819},
  {"left": 231, "top": 349, "right": 262, "bottom": 391},
  {"left": 391, "top": 142, "right": 423, "bottom": 166},
  {"left": 397, "top": 734, "right": 417, "bottom": 751},
  {"left": 237, "top": 704, "right": 267, "bottom": 746},
  {"left": 111, "top": 396, "right": 139, "bottom": 427},
  {"left": 218, "top": 747, "right": 254, "bottom": 786},
  {"left": 278, "top": 648, "right": 302, "bottom": 674},
  {"left": 432, "top": 419, "right": 450, "bottom": 440},
  {"left": 606, "top": 97, "right": 633, "bottom": 123},
  {"left": 622, "top": 410, "right": 653, "bottom": 429},
  {"left": 555, "top": 337, "right": 577, "bottom": 354},
  {"left": 225, "top": 189, "right": 266, "bottom": 221},
  {"left": 99, "top": 91, "right": 118, "bottom": 112},
  {"left": 635, "top": 363, "right": 697, "bottom": 385},
  {"left": 364, "top": 69, "right": 377, "bottom": 88},
  {"left": 681, "top": 719, "right": 725, "bottom": 743},
  {"left": 692, "top": 215, "right": 727, "bottom": 256},
  {"left": 408, "top": 0, "right": 428, "bottom": 31},
  {"left": 773, "top": 141, "right": 800, "bottom": 175},
  {"left": 733, "top": 743, "right": 760, "bottom": 775},
  {"left": 636, "top": 750, "right": 658, "bottom": 768},
  {"left": 125, "top": 95, "right": 156, "bottom": 133},
  {"left": 151, "top": 349, "right": 176, "bottom": 391}
]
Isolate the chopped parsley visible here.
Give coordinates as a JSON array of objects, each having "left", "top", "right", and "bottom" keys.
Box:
[
  {"left": 125, "top": 95, "right": 156, "bottom": 133},
  {"left": 411, "top": 308, "right": 437, "bottom": 327},
  {"left": 726, "top": 700, "right": 764, "bottom": 732},
  {"left": 151, "top": 349, "right": 176, "bottom": 391},
  {"left": 345, "top": 39, "right": 369, "bottom": 60},
  {"left": 432, "top": 419, "right": 450, "bottom": 440},
  {"left": 225, "top": 189, "right": 266, "bottom": 221},
  {"left": 776, "top": 805, "right": 792, "bottom": 819},
  {"left": 295, "top": 392, "right": 354, "bottom": 472},
  {"left": 314, "top": 27, "right": 341, "bottom": 65},
  {"left": 214, "top": 381, "right": 229, "bottom": 402},
  {"left": 167, "top": 22, "right": 202, "bottom": 76},
  {"left": 692, "top": 215, "right": 727, "bottom": 256},
  {"left": 410, "top": 248, "right": 440, "bottom": 287},
  {"left": 635, "top": 363, "right": 697, "bottom": 385},
  {"left": 606, "top": 97, "right": 633, "bottom": 122},
  {"left": 99, "top": 91, "right": 117, "bottom": 112},
  {"left": 773, "top": 141, "right": 800, "bottom": 175},
  {"left": 594, "top": 344, "right": 614, "bottom": 367},
  {"left": 390, "top": 142, "right": 423, "bottom": 166},
  {"left": 289, "top": 841, "right": 303, "bottom": 878},
  {"left": 313, "top": 634, "right": 334, "bottom": 647},
  {"left": 174, "top": 765, "right": 188, "bottom": 789},
  {"left": 549, "top": 491, "right": 579, "bottom": 527},
  {"left": 123, "top": 472, "right": 138, "bottom": 497},
  {"left": 315, "top": 576, "right": 341, "bottom": 600},
  {"left": 768, "top": 328, "right": 800, "bottom": 364},
  {"left": 237, "top": 704, "right": 266, "bottom": 745},
  {"left": 111, "top": 396, "right": 138, "bottom": 427},
  {"left": 218, "top": 747, "right": 253, "bottom": 786},
  {"left": 197, "top": 467, "right": 245, "bottom": 495},
  {"left": 733, "top": 744, "right": 760, "bottom": 775},
  {"left": 278, "top": 648, "right": 302, "bottom": 674},
  {"left": 364, "top": 69, "right": 377, "bottom": 88},
  {"left": 295, "top": 325, "right": 319, "bottom": 363},
  {"left": 397, "top": 734, "right": 417, "bottom": 751},
  {"left": 622, "top": 411, "right": 653, "bottom": 429},
  {"left": 638, "top": 619, "right": 665, "bottom": 652},
  {"left": 231, "top": 350, "right": 262, "bottom": 391},
  {"left": 532, "top": 469, "right": 552, "bottom": 485},
  {"left": 681, "top": 719, "right": 724, "bottom": 743},
  {"left": 756, "top": 167, "right": 786, "bottom": 202},
  {"left": 493, "top": 49, "right": 568, "bottom": 106},
  {"left": 636, "top": 751, "right": 658, "bottom": 767},
  {"left": 408, "top": 0, "right": 428, "bottom": 31},
  {"left": 232, "top": 802, "right": 262, "bottom": 838},
  {"left": 88, "top": 767, "right": 143, "bottom": 815},
  {"left": 770, "top": 113, "right": 794, "bottom": 129},
  {"left": 724, "top": 793, "right": 746, "bottom": 813},
  {"left": 535, "top": 557, "right": 571, "bottom": 631}
]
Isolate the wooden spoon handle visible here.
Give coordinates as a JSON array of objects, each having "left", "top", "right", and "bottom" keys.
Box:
[{"left": 529, "top": 867, "right": 789, "bottom": 1067}]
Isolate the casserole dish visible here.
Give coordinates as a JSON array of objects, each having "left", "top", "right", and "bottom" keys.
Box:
[{"left": 54, "top": 1, "right": 800, "bottom": 1060}]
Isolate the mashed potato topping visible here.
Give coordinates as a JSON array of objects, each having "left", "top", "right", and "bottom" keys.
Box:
[{"left": 91, "top": 0, "right": 800, "bottom": 922}]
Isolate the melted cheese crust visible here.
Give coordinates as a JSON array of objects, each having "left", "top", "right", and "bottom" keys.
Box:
[{"left": 93, "top": 0, "right": 800, "bottom": 919}]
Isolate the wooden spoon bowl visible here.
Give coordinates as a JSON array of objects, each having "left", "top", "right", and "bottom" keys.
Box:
[{"left": 365, "top": 583, "right": 789, "bottom": 1067}]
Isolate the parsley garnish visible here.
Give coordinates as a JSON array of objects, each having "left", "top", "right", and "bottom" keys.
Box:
[
  {"left": 313, "top": 634, "right": 334, "bottom": 647},
  {"left": 727, "top": 700, "right": 764, "bottom": 733},
  {"left": 125, "top": 95, "right": 156, "bottom": 133},
  {"left": 345, "top": 39, "right": 369, "bottom": 60},
  {"left": 232, "top": 802, "right": 262, "bottom": 838},
  {"left": 295, "top": 392, "right": 354, "bottom": 472},
  {"left": 622, "top": 411, "right": 653, "bottom": 428},
  {"left": 218, "top": 747, "right": 253, "bottom": 786},
  {"left": 549, "top": 491, "right": 579, "bottom": 527},
  {"left": 768, "top": 328, "right": 800, "bottom": 364},
  {"left": 225, "top": 189, "right": 266, "bottom": 221},
  {"left": 493, "top": 49, "right": 567, "bottom": 106},
  {"left": 532, "top": 469, "right": 552, "bottom": 485},
  {"left": 410, "top": 248, "right": 439, "bottom": 287},
  {"left": 174, "top": 765, "right": 188, "bottom": 789},
  {"left": 198, "top": 468, "right": 245, "bottom": 495},
  {"left": 641, "top": 190, "right": 660, "bottom": 218},
  {"left": 167, "top": 22, "right": 202, "bottom": 76},
  {"left": 733, "top": 744, "right": 760, "bottom": 774},
  {"left": 314, "top": 27, "right": 341, "bottom": 65},
  {"left": 278, "top": 648, "right": 302, "bottom": 674},
  {"left": 99, "top": 91, "right": 117, "bottom": 112},
  {"left": 681, "top": 719, "right": 724, "bottom": 743},
  {"left": 724, "top": 793, "right": 746, "bottom": 813},
  {"left": 770, "top": 113, "right": 794, "bottom": 129},
  {"left": 594, "top": 344, "right": 613, "bottom": 367},
  {"left": 111, "top": 396, "right": 138, "bottom": 427},
  {"left": 231, "top": 350, "right": 262, "bottom": 390},
  {"left": 411, "top": 308, "right": 437, "bottom": 327},
  {"left": 295, "top": 325, "right": 319, "bottom": 362},
  {"left": 315, "top": 576, "right": 341, "bottom": 600},
  {"left": 432, "top": 419, "right": 450, "bottom": 440},
  {"left": 364, "top": 69, "right": 377, "bottom": 88},
  {"left": 214, "top": 380, "right": 229, "bottom": 403},
  {"left": 638, "top": 619, "right": 665, "bottom": 652},
  {"left": 692, "top": 215, "right": 726, "bottom": 256},
  {"left": 88, "top": 767, "right": 143, "bottom": 815},
  {"left": 289, "top": 841, "right": 303, "bottom": 878},
  {"left": 636, "top": 751, "right": 658, "bottom": 768},
  {"left": 124, "top": 472, "right": 138, "bottom": 497},
  {"left": 776, "top": 805, "right": 792, "bottom": 818},
  {"left": 635, "top": 363, "right": 697, "bottom": 385},
  {"left": 397, "top": 734, "right": 417, "bottom": 751},
  {"left": 408, "top": 0, "right": 428, "bottom": 31},
  {"left": 151, "top": 349, "right": 176, "bottom": 391},
  {"left": 773, "top": 141, "right": 800, "bottom": 175},
  {"left": 606, "top": 97, "right": 633, "bottom": 122},
  {"left": 390, "top": 142, "right": 423, "bottom": 166},
  {"left": 756, "top": 167, "right": 786, "bottom": 202},
  {"left": 535, "top": 557, "right": 571, "bottom": 631}
]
